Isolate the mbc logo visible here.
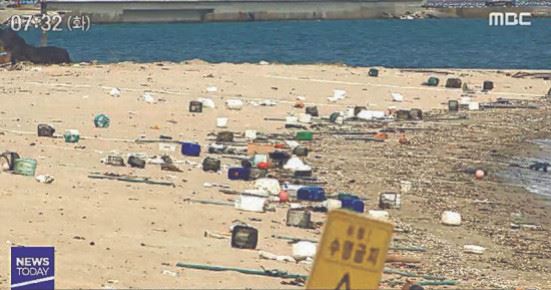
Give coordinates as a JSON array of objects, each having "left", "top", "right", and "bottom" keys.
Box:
[{"left": 489, "top": 12, "right": 532, "bottom": 26}]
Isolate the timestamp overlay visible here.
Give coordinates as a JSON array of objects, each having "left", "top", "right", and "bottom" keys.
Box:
[{"left": 8, "top": 14, "right": 92, "bottom": 32}]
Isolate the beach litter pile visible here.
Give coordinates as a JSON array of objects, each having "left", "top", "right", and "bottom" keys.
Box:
[{"left": 0, "top": 63, "right": 550, "bottom": 289}]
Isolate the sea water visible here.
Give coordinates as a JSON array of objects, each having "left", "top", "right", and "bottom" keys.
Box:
[
  {"left": 19, "top": 18, "right": 551, "bottom": 68},
  {"left": 500, "top": 140, "right": 551, "bottom": 198}
]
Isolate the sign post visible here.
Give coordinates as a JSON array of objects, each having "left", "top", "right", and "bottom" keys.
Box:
[{"left": 307, "top": 210, "right": 393, "bottom": 290}]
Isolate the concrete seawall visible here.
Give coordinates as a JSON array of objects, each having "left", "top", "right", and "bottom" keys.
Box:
[{"left": 45, "top": 0, "right": 425, "bottom": 23}]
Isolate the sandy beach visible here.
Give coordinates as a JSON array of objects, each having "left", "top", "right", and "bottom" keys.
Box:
[{"left": 0, "top": 61, "right": 550, "bottom": 288}]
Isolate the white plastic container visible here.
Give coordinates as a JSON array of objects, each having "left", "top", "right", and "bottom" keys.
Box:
[
  {"left": 333, "top": 89, "right": 347, "bottom": 99},
  {"left": 206, "top": 85, "right": 218, "bottom": 93},
  {"left": 344, "top": 108, "right": 355, "bottom": 119},
  {"left": 285, "top": 116, "right": 299, "bottom": 126},
  {"left": 357, "top": 110, "right": 386, "bottom": 121},
  {"left": 216, "top": 117, "right": 228, "bottom": 128},
  {"left": 282, "top": 184, "right": 302, "bottom": 198},
  {"left": 391, "top": 93, "right": 404, "bottom": 102},
  {"left": 245, "top": 130, "right": 257, "bottom": 140},
  {"left": 441, "top": 211, "right": 462, "bottom": 226},
  {"left": 464, "top": 245, "right": 486, "bottom": 254},
  {"left": 198, "top": 97, "right": 215, "bottom": 108},
  {"left": 235, "top": 195, "right": 266, "bottom": 212},
  {"left": 226, "top": 99, "right": 244, "bottom": 110},
  {"left": 460, "top": 97, "right": 472, "bottom": 105},
  {"left": 284, "top": 156, "right": 306, "bottom": 171},
  {"left": 255, "top": 178, "right": 281, "bottom": 196},
  {"left": 158, "top": 143, "right": 176, "bottom": 152},
  {"left": 323, "top": 199, "right": 342, "bottom": 211},
  {"left": 379, "top": 192, "right": 401, "bottom": 209},
  {"left": 110, "top": 88, "right": 121, "bottom": 97},
  {"left": 468, "top": 102, "right": 480, "bottom": 111},
  {"left": 298, "top": 113, "right": 312, "bottom": 124},
  {"left": 292, "top": 241, "right": 317, "bottom": 260},
  {"left": 368, "top": 210, "right": 390, "bottom": 221},
  {"left": 400, "top": 181, "right": 412, "bottom": 193}
]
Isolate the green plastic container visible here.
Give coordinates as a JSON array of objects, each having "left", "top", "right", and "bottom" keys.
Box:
[
  {"left": 427, "top": 77, "right": 440, "bottom": 86},
  {"left": 64, "top": 130, "right": 80, "bottom": 143},
  {"left": 94, "top": 114, "right": 110, "bottom": 128},
  {"left": 296, "top": 131, "right": 313, "bottom": 141},
  {"left": 13, "top": 158, "right": 37, "bottom": 176},
  {"left": 368, "top": 68, "right": 379, "bottom": 77}
]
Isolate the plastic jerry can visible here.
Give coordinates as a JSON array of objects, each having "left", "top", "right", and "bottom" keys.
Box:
[
  {"left": 427, "top": 76, "right": 439, "bottom": 86},
  {"left": 37, "top": 124, "right": 55, "bottom": 137},
  {"left": 202, "top": 157, "right": 221, "bottom": 172},
  {"left": 296, "top": 131, "right": 313, "bottom": 141},
  {"left": 368, "top": 68, "right": 379, "bottom": 77},
  {"left": 127, "top": 156, "right": 146, "bottom": 168},
  {"left": 231, "top": 225, "right": 258, "bottom": 249},
  {"left": 64, "top": 129, "right": 80, "bottom": 143},
  {"left": 286, "top": 209, "right": 312, "bottom": 228},
  {"left": 297, "top": 186, "right": 326, "bottom": 201},
  {"left": 409, "top": 109, "right": 423, "bottom": 120},
  {"left": 338, "top": 194, "right": 359, "bottom": 208},
  {"left": 216, "top": 131, "right": 234, "bottom": 142},
  {"left": 13, "top": 158, "right": 37, "bottom": 176},
  {"left": 395, "top": 110, "right": 410, "bottom": 121},
  {"left": 349, "top": 199, "right": 365, "bottom": 213},
  {"left": 94, "top": 114, "right": 110, "bottom": 128},
  {"left": 181, "top": 142, "right": 201, "bottom": 156},
  {"left": 189, "top": 101, "right": 203, "bottom": 113},
  {"left": 305, "top": 106, "right": 319, "bottom": 117},
  {"left": 448, "top": 100, "right": 459, "bottom": 112},
  {"left": 228, "top": 167, "right": 251, "bottom": 180},
  {"left": 483, "top": 81, "right": 494, "bottom": 91},
  {"left": 379, "top": 192, "right": 401, "bottom": 209}
]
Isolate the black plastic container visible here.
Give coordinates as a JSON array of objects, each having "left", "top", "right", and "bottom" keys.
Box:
[{"left": 231, "top": 225, "right": 258, "bottom": 249}]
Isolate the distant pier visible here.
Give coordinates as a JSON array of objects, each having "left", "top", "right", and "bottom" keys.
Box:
[{"left": 44, "top": 0, "right": 426, "bottom": 23}]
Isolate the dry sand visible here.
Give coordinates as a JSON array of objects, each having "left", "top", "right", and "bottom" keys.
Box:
[{"left": 0, "top": 61, "right": 550, "bottom": 288}]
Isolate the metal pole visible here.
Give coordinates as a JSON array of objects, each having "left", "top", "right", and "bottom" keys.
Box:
[{"left": 39, "top": 0, "right": 47, "bottom": 47}]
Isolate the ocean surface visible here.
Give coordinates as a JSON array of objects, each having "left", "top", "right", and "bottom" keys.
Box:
[{"left": 19, "top": 18, "right": 551, "bottom": 69}]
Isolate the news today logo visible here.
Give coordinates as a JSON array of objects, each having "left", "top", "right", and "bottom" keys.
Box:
[
  {"left": 489, "top": 12, "right": 532, "bottom": 26},
  {"left": 11, "top": 247, "right": 55, "bottom": 290}
]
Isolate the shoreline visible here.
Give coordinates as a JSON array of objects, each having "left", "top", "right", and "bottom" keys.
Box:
[{"left": 0, "top": 62, "right": 550, "bottom": 288}]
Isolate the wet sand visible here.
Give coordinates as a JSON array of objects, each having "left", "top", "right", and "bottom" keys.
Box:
[{"left": 0, "top": 61, "right": 550, "bottom": 288}]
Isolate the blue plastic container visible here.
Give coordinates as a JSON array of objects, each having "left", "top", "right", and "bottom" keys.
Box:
[
  {"left": 297, "top": 186, "right": 326, "bottom": 201},
  {"left": 350, "top": 199, "right": 365, "bottom": 213},
  {"left": 181, "top": 142, "right": 201, "bottom": 156},
  {"left": 228, "top": 167, "right": 251, "bottom": 180},
  {"left": 339, "top": 194, "right": 365, "bottom": 213},
  {"left": 339, "top": 195, "right": 359, "bottom": 209}
]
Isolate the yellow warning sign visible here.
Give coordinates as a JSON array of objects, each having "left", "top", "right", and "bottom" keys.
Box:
[{"left": 306, "top": 209, "right": 394, "bottom": 290}]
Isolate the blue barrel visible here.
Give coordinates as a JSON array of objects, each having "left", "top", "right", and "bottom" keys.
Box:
[
  {"left": 181, "top": 142, "right": 201, "bottom": 156},
  {"left": 228, "top": 167, "right": 251, "bottom": 181},
  {"left": 297, "top": 186, "right": 326, "bottom": 201}
]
